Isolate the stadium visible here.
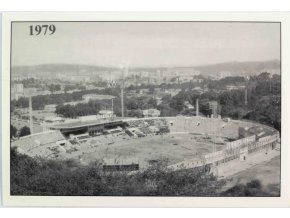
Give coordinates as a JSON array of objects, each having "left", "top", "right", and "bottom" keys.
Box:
[{"left": 11, "top": 114, "right": 280, "bottom": 177}]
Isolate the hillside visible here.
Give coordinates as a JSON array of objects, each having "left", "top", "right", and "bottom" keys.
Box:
[
  {"left": 12, "top": 60, "right": 280, "bottom": 77},
  {"left": 194, "top": 60, "right": 280, "bottom": 76}
]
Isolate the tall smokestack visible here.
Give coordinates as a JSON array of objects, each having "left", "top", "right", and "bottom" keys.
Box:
[
  {"left": 121, "top": 89, "right": 124, "bottom": 118},
  {"left": 121, "top": 66, "right": 127, "bottom": 118},
  {"left": 29, "top": 95, "right": 33, "bottom": 134},
  {"left": 196, "top": 98, "right": 199, "bottom": 117}
]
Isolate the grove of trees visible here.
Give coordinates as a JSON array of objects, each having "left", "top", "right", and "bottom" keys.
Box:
[
  {"left": 157, "top": 72, "right": 281, "bottom": 131},
  {"left": 55, "top": 100, "right": 104, "bottom": 118},
  {"left": 48, "top": 84, "right": 61, "bottom": 93},
  {"left": 11, "top": 87, "right": 120, "bottom": 111},
  {"left": 10, "top": 125, "right": 17, "bottom": 139},
  {"left": 19, "top": 126, "right": 31, "bottom": 137},
  {"left": 13, "top": 78, "right": 43, "bottom": 89},
  {"left": 10, "top": 148, "right": 224, "bottom": 196},
  {"left": 55, "top": 95, "right": 158, "bottom": 119},
  {"left": 11, "top": 72, "right": 281, "bottom": 132},
  {"left": 220, "top": 180, "right": 278, "bottom": 197},
  {"left": 10, "top": 148, "right": 277, "bottom": 196},
  {"left": 64, "top": 84, "right": 86, "bottom": 93}
]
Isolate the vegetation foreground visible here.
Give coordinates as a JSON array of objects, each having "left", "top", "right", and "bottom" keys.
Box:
[{"left": 11, "top": 148, "right": 278, "bottom": 197}]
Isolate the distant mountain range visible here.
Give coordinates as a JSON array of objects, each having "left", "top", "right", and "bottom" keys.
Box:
[
  {"left": 194, "top": 60, "right": 280, "bottom": 76},
  {"left": 12, "top": 60, "right": 280, "bottom": 78}
]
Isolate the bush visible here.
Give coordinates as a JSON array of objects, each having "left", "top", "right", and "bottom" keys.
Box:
[
  {"left": 11, "top": 149, "right": 226, "bottom": 196},
  {"left": 19, "top": 126, "right": 31, "bottom": 137},
  {"left": 10, "top": 125, "right": 17, "bottom": 139},
  {"left": 220, "top": 179, "right": 274, "bottom": 197}
]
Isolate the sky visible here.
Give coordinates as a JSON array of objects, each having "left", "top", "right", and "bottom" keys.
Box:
[{"left": 11, "top": 22, "right": 280, "bottom": 67}]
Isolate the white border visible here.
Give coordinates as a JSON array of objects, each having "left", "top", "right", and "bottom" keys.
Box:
[
  {"left": 2, "top": 12, "right": 290, "bottom": 207},
  {"left": 0, "top": 0, "right": 289, "bottom": 11}
]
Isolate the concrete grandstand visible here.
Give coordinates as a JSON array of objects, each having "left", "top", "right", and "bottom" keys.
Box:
[{"left": 11, "top": 116, "right": 280, "bottom": 177}]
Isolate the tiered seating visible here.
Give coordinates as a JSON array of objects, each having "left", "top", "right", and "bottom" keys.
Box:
[
  {"left": 11, "top": 130, "right": 70, "bottom": 158},
  {"left": 168, "top": 117, "right": 239, "bottom": 138},
  {"left": 85, "top": 132, "right": 132, "bottom": 148},
  {"left": 12, "top": 130, "right": 66, "bottom": 151}
]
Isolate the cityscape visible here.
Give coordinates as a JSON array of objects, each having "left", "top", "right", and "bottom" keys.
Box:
[{"left": 10, "top": 22, "right": 281, "bottom": 197}]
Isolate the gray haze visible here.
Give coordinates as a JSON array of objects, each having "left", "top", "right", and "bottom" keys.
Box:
[{"left": 12, "top": 22, "right": 280, "bottom": 67}]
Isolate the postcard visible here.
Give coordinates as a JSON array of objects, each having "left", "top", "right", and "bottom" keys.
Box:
[{"left": 1, "top": 12, "right": 290, "bottom": 207}]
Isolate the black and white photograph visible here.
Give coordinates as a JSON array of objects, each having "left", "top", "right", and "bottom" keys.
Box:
[{"left": 6, "top": 19, "right": 282, "bottom": 200}]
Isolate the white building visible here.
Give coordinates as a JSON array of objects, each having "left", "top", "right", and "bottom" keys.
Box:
[
  {"left": 11, "top": 83, "right": 24, "bottom": 100},
  {"left": 165, "top": 89, "right": 181, "bottom": 96},
  {"left": 15, "top": 83, "right": 24, "bottom": 93},
  {"left": 142, "top": 109, "right": 161, "bottom": 117},
  {"left": 44, "top": 104, "right": 57, "bottom": 111},
  {"left": 82, "top": 94, "right": 115, "bottom": 102},
  {"left": 184, "top": 101, "right": 194, "bottom": 110},
  {"left": 98, "top": 110, "right": 115, "bottom": 119}
]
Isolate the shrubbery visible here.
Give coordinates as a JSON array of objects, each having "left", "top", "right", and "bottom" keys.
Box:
[
  {"left": 220, "top": 180, "right": 277, "bottom": 197},
  {"left": 10, "top": 148, "right": 278, "bottom": 196},
  {"left": 19, "top": 126, "right": 31, "bottom": 137},
  {"left": 11, "top": 148, "right": 225, "bottom": 196}
]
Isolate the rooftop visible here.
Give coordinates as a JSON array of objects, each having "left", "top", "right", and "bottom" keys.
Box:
[{"left": 51, "top": 118, "right": 124, "bottom": 129}]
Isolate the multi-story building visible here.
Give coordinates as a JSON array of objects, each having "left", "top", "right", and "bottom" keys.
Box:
[
  {"left": 11, "top": 83, "right": 24, "bottom": 100},
  {"left": 208, "top": 101, "right": 219, "bottom": 118}
]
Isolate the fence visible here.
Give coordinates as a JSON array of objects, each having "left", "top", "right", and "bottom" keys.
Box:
[
  {"left": 203, "top": 133, "right": 279, "bottom": 167},
  {"left": 170, "top": 132, "right": 280, "bottom": 171}
]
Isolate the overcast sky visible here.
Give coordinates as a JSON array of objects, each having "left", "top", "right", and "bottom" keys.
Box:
[{"left": 12, "top": 22, "right": 280, "bottom": 67}]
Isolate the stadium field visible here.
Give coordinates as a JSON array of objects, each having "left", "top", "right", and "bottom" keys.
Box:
[{"left": 80, "top": 133, "right": 228, "bottom": 168}]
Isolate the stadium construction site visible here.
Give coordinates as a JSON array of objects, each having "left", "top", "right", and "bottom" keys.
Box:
[{"left": 11, "top": 115, "right": 280, "bottom": 178}]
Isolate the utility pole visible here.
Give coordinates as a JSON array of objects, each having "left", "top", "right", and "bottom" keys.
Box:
[
  {"left": 111, "top": 98, "right": 114, "bottom": 120},
  {"left": 245, "top": 87, "right": 248, "bottom": 106},
  {"left": 121, "top": 65, "right": 127, "bottom": 119},
  {"left": 29, "top": 95, "right": 33, "bottom": 135},
  {"left": 196, "top": 98, "right": 199, "bottom": 117},
  {"left": 269, "top": 74, "right": 272, "bottom": 95},
  {"left": 245, "top": 76, "right": 249, "bottom": 107}
]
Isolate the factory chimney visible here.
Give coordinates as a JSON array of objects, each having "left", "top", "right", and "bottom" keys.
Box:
[
  {"left": 121, "top": 65, "right": 128, "bottom": 118},
  {"left": 29, "top": 95, "right": 33, "bottom": 134}
]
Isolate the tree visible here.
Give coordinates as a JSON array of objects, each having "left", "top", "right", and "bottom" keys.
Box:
[
  {"left": 170, "top": 77, "right": 177, "bottom": 83},
  {"left": 10, "top": 125, "right": 17, "bottom": 139},
  {"left": 19, "top": 126, "right": 31, "bottom": 137},
  {"left": 10, "top": 148, "right": 225, "bottom": 196},
  {"left": 244, "top": 95, "right": 281, "bottom": 132},
  {"left": 127, "top": 109, "right": 143, "bottom": 118},
  {"left": 48, "top": 84, "right": 61, "bottom": 93},
  {"left": 220, "top": 180, "right": 276, "bottom": 197},
  {"left": 11, "top": 103, "right": 15, "bottom": 112},
  {"left": 11, "top": 88, "right": 118, "bottom": 111},
  {"left": 157, "top": 102, "right": 179, "bottom": 117},
  {"left": 148, "top": 85, "right": 155, "bottom": 94}
]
